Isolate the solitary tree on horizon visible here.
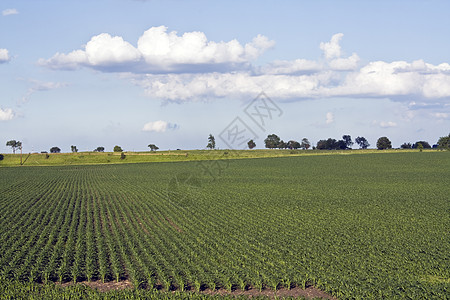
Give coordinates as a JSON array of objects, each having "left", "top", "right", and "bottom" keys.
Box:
[
  {"left": 50, "top": 147, "right": 61, "bottom": 153},
  {"left": 207, "top": 134, "right": 216, "bottom": 150},
  {"left": 6, "top": 140, "right": 21, "bottom": 154},
  {"left": 148, "top": 144, "right": 159, "bottom": 151},
  {"left": 247, "top": 139, "right": 256, "bottom": 149}
]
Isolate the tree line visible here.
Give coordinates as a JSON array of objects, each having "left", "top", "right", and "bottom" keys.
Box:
[
  {"left": 260, "top": 134, "right": 450, "bottom": 150},
  {"left": 3, "top": 133, "right": 450, "bottom": 155}
]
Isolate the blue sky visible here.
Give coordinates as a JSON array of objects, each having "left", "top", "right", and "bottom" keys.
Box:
[{"left": 1, "top": 0, "right": 449, "bottom": 152}]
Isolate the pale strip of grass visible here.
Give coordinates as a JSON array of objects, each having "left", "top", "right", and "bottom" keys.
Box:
[{"left": 0, "top": 148, "right": 441, "bottom": 167}]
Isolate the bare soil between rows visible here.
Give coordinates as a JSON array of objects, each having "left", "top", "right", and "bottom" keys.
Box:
[{"left": 57, "top": 280, "right": 337, "bottom": 299}]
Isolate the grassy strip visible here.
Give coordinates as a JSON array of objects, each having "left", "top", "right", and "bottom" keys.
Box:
[{"left": 0, "top": 148, "right": 437, "bottom": 167}]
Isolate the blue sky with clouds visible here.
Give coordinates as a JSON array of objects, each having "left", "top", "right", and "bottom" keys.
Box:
[{"left": 1, "top": 0, "right": 449, "bottom": 152}]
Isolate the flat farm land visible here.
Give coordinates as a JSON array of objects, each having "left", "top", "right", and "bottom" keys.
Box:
[{"left": 0, "top": 152, "right": 449, "bottom": 299}]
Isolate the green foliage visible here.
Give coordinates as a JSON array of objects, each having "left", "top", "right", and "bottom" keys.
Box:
[
  {"left": 400, "top": 142, "right": 412, "bottom": 149},
  {"left": 207, "top": 134, "right": 215, "bottom": 150},
  {"left": 113, "top": 145, "right": 123, "bottom": 152},
  {"left": 148, "top": 144, "right": 159, "bottom": 151},
  {"left": 6, "top": 140, "right": 21, "bottom": 154},
  {"left": 417, "top": 143, "right": 424, "bottom": 152},
  {"left": 264, "top": 134, "right": 280, "bottom": 149},
  {"left": 247, "top": 139, "right": 256, "bottom": 149},
  {"left": 355, "top": 136, "right": 370, "bottom": 149},
  {"left": 287, "top": 140, "right": 300, "bottom": 149},
  {"left": 412, "top": 141, "right": 431, "bottom": 149},
  {"left": 300, "top": 138, "right": 310, "bottom": 150},
  {"left": 0, "top": 152, "right": 448, "bottom": 298},
  {"left": 71, "top": 145, "right": 78, "bottom": 153},
  {"left": 0, "top": 154, "right": 3, "bottom": 161},
  {"left": 437, "top": 134, "right": 450, "bottom": 150},
  {"left": 120, "top": 152, "right": 126, "bottom": 159},
  {"left": 50, "top": 146, "right": 61, "bottom": 153},
  {"left": 376, "top": 136, "right": 392, "bottom": 150}
]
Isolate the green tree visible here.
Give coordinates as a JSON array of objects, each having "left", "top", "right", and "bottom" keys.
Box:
[
  {"left": 6, "top": 140, "right": 21, "bottom": 154},
  {"left": 400, "top": 142, "right": 412, "bottom": 149},
  {"left": 264, "top": 134, "right": 281, "bottom": 149},
  {"left": 412, "top": 141, "right": 431, "bottom": 149},
  {"left": 207, "top": 134, "right": 216, "bottom": 150},
  {"left": 94, "top": 147, "right": 105, "bottom": 152},
  {"left": 376, "top": 137, "right": 392, "bottom": 150},
  {"left": 287, "top": 140, "right": 301, "bottom": 149},
  {"left": 278, "top": 140, "right": 287, "bottom": 149},
  {"left": 316, "top": 138, "right": 338, "bottom": 150},
  {"left": 437, "top": 133, "right": 450, "bottom": 150},
  {"left": 247, "top": 139, "right": 256, "bottom": 149},
  {"left": 300, "top": 138, "right": 311, "bottom": 150},
  {"left": 417, "top": 143, "right": 424, "bottom": 152},
  {"left": 71, "top": 145, "right": 78, "bottom": 153},
  {"left": 50, "top": 147, "right": 61, "bottom": 153},
  {"left": 148, "top": 144, "right": 159, "bottom": 151},
  {"left": 355, "top": 136, "right": 370, "bottom": 149},
  {"left": 113, "top": 145, "right": 123, "bottom": 152},
  {"left": 342, "top": 135, "right": 353, "bottom": 149}
]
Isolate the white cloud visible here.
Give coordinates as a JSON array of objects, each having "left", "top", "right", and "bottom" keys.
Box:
[
  {"left": 0, "top": 49, "right": 10, "bottom": 63},
  {"left": 21, "top": 80, "right": 67, "bottom": 103},
  {"left": 320, "top": 33, "right": 344, "bottom": 60},
  {"left": 325, "top": 112, "right": 334, "bottom": 124},
  {"left": 328, "top": 53, "right": 360, "bottom": 71},
  {"left": 41, "top": 26, "right": 274, "bottom": 73},
  {"left": 41, "top": 30, "right": 450, "bottom": 106},
  {"left": 142, "top": 120, "right": 179, "bottom": 132},
  {"left": 2, "top": 8, "right": 18, "bottom": 16},
  {"left": 0, "top": 108, "right": 14, "bottom": 121},
  {"left": 432, "top": 112, "right": 449, "bottom": 119},
  {"left": 379, "top": 121, "right": 397, "bottom": 128},
  {"left": 256, "top": 59, "right": 322, "bottom": 75}
]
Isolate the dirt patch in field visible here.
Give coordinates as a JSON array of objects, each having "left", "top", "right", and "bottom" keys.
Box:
[
  {"left": 57, "top": 280, "right": 133, "bottom": 292},
  {"left": 200, "top": 286, "right": 337, "bottom": 299}
]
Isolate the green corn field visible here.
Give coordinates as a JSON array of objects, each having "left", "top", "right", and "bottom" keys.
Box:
[{"left": 0, "top": 152, "right": 449, "bottom": 299}]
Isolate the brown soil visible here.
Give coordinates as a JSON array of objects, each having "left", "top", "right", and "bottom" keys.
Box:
[
  {"left": 56, "top": 280, "right": 337, "bottom": 299},
  {"left": 200, "top": 286, "right": 337, "bottom": 299}
]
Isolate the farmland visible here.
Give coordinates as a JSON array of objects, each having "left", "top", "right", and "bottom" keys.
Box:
[{"left": 0, "top": 152, "right": 449, "bottom": 299}]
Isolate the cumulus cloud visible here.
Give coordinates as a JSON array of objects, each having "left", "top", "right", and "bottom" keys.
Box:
[
  {"left": 142, "top": 120, "right": 179, "bottom": 132},
  {"left": 0, "top": 108, "right": 14, "bottom": 121},
  {"left": 2, "top": 8, "right": 18, "bottom": 16},
  {"left": 325, "top": 112, "right": 334, "bottom": 124},
  {"left": 320, "top": 33, "right": 344, "bottom": 60},
  {"left": 379, "top": 121, "right": 397, "bottom": 128},
  {"left": 41, "top": 30, "right": 450, "bottom": 105},
  {"left": 0, "top": 49, "right": 10, "bottom": 63},
  {"left": 41, "top": 26, "right": 274, "bottom": 73}
]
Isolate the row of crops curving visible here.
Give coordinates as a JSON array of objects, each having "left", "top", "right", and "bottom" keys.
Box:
[{"left": 0, "top": 152, "right": 449, "bottom": 299}]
